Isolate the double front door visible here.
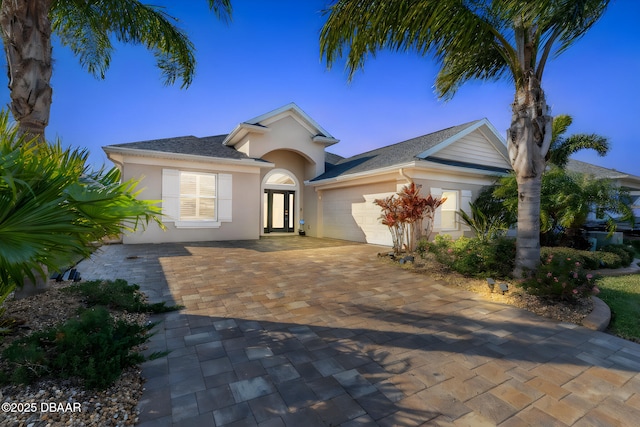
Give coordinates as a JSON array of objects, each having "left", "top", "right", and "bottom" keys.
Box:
[{"left": 264, "top": 190, "right": 295, "bottom": 233}]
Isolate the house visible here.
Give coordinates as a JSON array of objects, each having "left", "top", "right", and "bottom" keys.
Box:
[
  {"left": 565, "top": 159, "right": 640, "bottom": 237},
  {"left": 102, "top": 103, "right": 517, "bottom": 245}
]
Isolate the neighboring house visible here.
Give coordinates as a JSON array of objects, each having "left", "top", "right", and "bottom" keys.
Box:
[
  {"left": 102, "top": 103, "right": 516, "bottom": 245},
  {"left": 565, "top": 159, "right": 640, "bottom": 234}
]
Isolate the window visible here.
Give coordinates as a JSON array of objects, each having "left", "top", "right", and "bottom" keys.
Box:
[
  {"left": 162, "top": 169, "right": 232, "bottom": 228},
  {"left": 180, "top": 172, "right": 216, "bottom": 220},
  {"left": 265, "top": 172, "right": 295, "bottom": 186},
  {"left": 440, "top": 190, "right": 459, "bottom": 230}
]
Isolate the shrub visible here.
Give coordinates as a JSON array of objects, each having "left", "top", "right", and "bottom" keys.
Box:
[
  {"left": 63, "top": 279, "right": 182, "bottom": 313},
  {"left": 416, "top": 237, "right": 430, "bottom": 258},
  {"left": 427, "top": 234, "right": 515, "bottom": 278},
  {"left": 539, "top": 246, "right": 634, "bottom": 270},
  {"left": 540, "top": 247, "right": 598, "bottom": 269},
  {"left": 518, "top": 254, "right": 600, "bottom": 301},
  {"left": 374, "top": 183, "right": 446, "bottom": 253},
  {"left": 1, "top": 306, "right": 163, "bottom": 389},
  {"left": 627, "top": 239, "right": 640, "bottom": 256},
  {"left": 600, "top": 244, "right": 635, "bottom": 268},
  {"left": 595, "top": 251, "right": 625, "bottom": 269}
]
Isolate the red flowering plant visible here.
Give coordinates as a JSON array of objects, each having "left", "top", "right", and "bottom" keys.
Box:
[{"left": 519, "top": 254, "right": 601, "bottom": 301}]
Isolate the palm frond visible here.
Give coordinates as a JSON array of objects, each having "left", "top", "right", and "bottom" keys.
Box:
[
  {"left": 321, "top": 0, "right": 610, "bottom": 98},
  {"left": 51, "top": 0, "right": 232, "bottom": 88},
  {"left": 0, "top": 110, "right": 163, "bottom": 288}
]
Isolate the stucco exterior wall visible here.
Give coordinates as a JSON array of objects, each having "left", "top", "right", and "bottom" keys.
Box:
[
  {"left": 319, "top": 181, "right": 398, "bottom": 245},
  {"left": 412, "top": 178, "right": 486, "bottom": 239},
  {"left": 314, "top": 173, "right": 491, "bottom": 246},
  {"left": 119, "top": 162, "right": 262, "bottom": 244},
  {"left": 242, "top": 116, "right": 327, "bottom": 177}
]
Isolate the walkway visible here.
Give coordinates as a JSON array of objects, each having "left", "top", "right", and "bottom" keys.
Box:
[{"left": 77, "top": 237, "right": 640, "bottom": 426}]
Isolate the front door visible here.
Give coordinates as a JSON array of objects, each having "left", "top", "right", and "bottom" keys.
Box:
[{"left": 264, "top": 190, "right": 295, "bottom": 233}]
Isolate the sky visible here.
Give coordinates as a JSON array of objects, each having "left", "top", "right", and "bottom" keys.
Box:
[{"left": 1, "top": 0, "right": 638, "bottom": 176}]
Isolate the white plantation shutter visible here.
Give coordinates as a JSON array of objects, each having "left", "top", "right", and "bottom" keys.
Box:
[
  {"left": 162, "top": 169, "right": 180, "bottom": 221},
  {"left": 179, "top": 172, "right": 216, "bottom": 220},
  {"left": 218, "top": 173, "right": 232, "bottom": 222},
  {"left": 460, "top": 190, "right": 473, "bottom": 231},
  {"left": 441, "top": 191, "right": 458, "bottom": 230},
  {"left": 163, "top": 169, "right": 231, "bottom": 226}
]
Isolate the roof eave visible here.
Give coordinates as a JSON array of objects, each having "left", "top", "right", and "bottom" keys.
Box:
[
  {"left": 103, "top": 145, "right": 269, "bottom": 167},
  {"left": 222, "top": 123, "right": 270, "bottom": 146},
  {"left": 312, "top": 135, "right": 340, "bottom": 146},
  {"left": 308, "top": 159, "right": 510, "bottom": 187},
  {"left": 307, "top": 162, "right": 419, "bottom": 186},
  {"left": 246, "top": 102, "right": 337, "bottom": 140}
]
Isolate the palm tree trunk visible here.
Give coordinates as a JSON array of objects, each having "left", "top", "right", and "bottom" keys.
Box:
[
  {"left": 508, "top": 75, "right": 553, "bottom": 277},
  {"left": 514, "top": 174, "right": 542, "bottom": 275},
  {"left": 0, "top": 0, "right": 54, "bottom": 142}
]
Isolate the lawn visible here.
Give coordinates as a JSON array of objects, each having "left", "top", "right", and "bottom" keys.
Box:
[{"left": 597, "top": 274, "right": 640, "bottom": 343}]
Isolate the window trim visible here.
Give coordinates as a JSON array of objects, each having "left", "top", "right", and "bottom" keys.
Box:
[{"left": 162, "top": 169, "right": 233, "bottom": 229}]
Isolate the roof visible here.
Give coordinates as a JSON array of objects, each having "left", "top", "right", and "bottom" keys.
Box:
[
  {"left": 565, "top": 159, "right": 632, "bottom": 180},
  {"left": 312, "top": 120, "right": 504, "bottom": 181},
  {"left": 105, "top": 134, "right": 250, "bottom": 160}
]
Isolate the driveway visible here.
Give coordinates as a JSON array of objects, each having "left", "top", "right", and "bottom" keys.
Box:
[{"left": 78, "top": 237, "right": 640, "bottom": 426}]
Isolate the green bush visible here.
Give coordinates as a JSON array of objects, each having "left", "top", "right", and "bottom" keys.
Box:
[
  {"left": 540, "top": 247, "right": 599, "bottom": 269},
  {"left": 1, "top": 306, "right": 162, "bottom": 389},
  {"left": 63, "top": 279, "right": 182, "bottom": 313},
  {"left": 627, "top": 239, "right": 640, "bottom": 256},
  {"left": 539, "top": 246, "right": 634, "bottom": 270},
  {"left": 518, "top": 253, "right": 600, "bottom": 301},
  {"left": 427, "top": 235, "right": 515, "bottom": 278},
  {"left": 600, "top": 244, "right": 635, "bottom": 268},
  {"left": 416, "top": 237, "right": 430, "bottom": 258}
]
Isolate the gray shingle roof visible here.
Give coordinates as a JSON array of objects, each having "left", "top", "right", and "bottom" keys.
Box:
[
  {"left": 313, "top": 120, "right": 482, "bottom": 181},
  {"left": 565, "top": 159, "right": 630, "bottom": 180},
  {"left": 107, "top": 135, "right": 249, "bottom": 160}
]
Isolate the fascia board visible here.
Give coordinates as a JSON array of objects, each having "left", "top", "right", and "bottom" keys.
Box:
[
  {"left": 306, "top": 162, "right": 418, "bottom": 187},
  {"left": 307, "top": 158, "right": 509, "bottom": 188},
  {"left": 103, "top": 146, "right": 272, "bottom": 168},
  {"left": 246, "top": 102, "right": 337, "bottom": 140},
  {"left": 222, "top": 123, "right": 270, "bottom": 146},
  {"left": 312, "top": 135, "right": 340, "bottom": 146}
]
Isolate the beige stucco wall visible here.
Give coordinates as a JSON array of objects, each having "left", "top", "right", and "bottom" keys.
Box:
[
  {"left": 413, "top": 178, "right": 486, "bottom": 239},
  {"left": 238, "top": 116, "right": 327, "bottom": 177},
  {"left": 313, "top": 170, "right": 495, "bottom": 246},
  {"left": 117, "top": 160, "right": 262, "bottom": 244},
  {"left": 318, "top": 181, "right": 398, "bottom": 245}
]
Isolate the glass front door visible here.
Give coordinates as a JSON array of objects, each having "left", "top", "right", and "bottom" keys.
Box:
[{"left": 264, "top": 190, "right": 295, "bottom": 233}]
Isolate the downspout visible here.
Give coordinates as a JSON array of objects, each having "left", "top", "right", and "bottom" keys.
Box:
[
  {"left": 399, "top": 168, "right": 413, "bottom": 185},
  {"left": 315, "top": 188, "right": 324, "bottom": 238}
]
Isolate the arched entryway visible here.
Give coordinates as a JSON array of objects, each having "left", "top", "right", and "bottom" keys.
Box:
[{"left": 262, "top": 169, "right": 299, "bottom": 234}]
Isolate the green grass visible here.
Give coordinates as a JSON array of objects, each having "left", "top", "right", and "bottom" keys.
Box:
[{"left": 597, "top": 274, "right": 640, "bottom": 343}]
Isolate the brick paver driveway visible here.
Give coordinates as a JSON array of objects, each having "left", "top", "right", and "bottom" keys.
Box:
[{"left": 78, "top": 237, "right": 640, "bottom": 426}]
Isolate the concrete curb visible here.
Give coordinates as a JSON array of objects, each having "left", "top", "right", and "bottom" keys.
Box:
[{"left": 582, "top": 296, "right": 611, "bottom": 331}]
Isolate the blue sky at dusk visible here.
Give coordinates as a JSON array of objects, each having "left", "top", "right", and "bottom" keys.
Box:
[{"left": 1, "top": 1, "right": 638, "bottom": 175}]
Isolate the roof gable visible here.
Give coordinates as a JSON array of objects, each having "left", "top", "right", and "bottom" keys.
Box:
[
  {"left": 223, "top": 102, "right": 339, "bottom": 147},
  {"left": 311, "top": 119, "right": 510, "bottom": 182},
  {"left": 417, "top": 118, "right": 509, "bottom": 163}
]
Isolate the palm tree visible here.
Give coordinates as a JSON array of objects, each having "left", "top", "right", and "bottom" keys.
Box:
[
  {"left": 0, "top": 0, "right": 232, "bottom": 141},
  {"left": 0, "top": 110, "right": 162, "bottom": 298},
  {"left": 547, "top": 114, "right": 609, "bottom": 168},
  {"left": 320, "top": 0, "right": 609, "bottom": 275}
]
